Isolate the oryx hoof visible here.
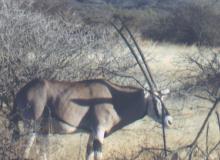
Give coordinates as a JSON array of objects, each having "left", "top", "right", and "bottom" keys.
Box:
[{"left": 94, "top": 151, "right": 103, "bottom": 160}]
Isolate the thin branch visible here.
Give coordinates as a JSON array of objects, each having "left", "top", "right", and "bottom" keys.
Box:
[
  {"left": 194, "top": 94, "right": 215, "bottom": 103},
  {"left": 188, "top": 57, "right": 205, "bottom": 73},
  {"left": 196, "top": 145, "right": 206, "bottom": 157},
  {"left": 189, "top": 99, "right": 220, "bottom": 147},
  {"left": 162, "top": 107, "right": 167, "bottom": 157},
  {"left": 216, "top": 111, "right": 220, "bottom": 133},
  {"left": 132, "top": 147, "right": 172, "bottom": 160},
  {"left": 99, "top": 67, "right": 146, "bottom": 89},
  {"left": 174, "top": 98, "right": 220, "bottom": 159},
  {"left": 205, "top": 123, "right": 209, "bottom": 159},
  {"left": 77, "top": 133, "right": 83, "bottom": 160},
  {"left": 208, "top": 140, "right": 220, "bottom": 156}
]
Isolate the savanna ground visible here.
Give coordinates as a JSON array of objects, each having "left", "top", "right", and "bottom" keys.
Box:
[{"left": 0, "top": 0, "right": 220, "bottom": 159}]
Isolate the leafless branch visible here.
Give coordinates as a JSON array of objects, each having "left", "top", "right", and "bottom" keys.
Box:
[
  {"left": 132, "top": 147, "right": 172, "bottom": 160},
  {"left": 172, "top": 98, "right": 220, "bottom": 160},
  {"left": 189, "top": 99, "right": 220, "bottom": 148},
  {"left": 216, "top": 111, "right": 220, "bottom": 132},
  {"left": 208, "top": 140, "right": 220, "bottom": 156},
  {"left": 205, "top": 123, "right": 209, "bottom": 159},
  {"left": 188, "top": 57, "right": 205, "bottom": 73},
  {"left": 194, "top": 94, "right": 215, "bottom": 103},
  {"left": 99, "top": 66, "right": 146, "bottom": 89},
  {"left": 162, "top": 107, "right": 167, "bottom": 157}
]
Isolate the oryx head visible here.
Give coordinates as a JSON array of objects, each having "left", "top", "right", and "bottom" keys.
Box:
[
  {"left": 112, "top": 19, "right": 173, "bottom": 128},
  {"left": 141, "top": 66, "right": 173, "bottom": 128},
  {"left": 145, "top": 89, "right": 173, "bottom": 128}
]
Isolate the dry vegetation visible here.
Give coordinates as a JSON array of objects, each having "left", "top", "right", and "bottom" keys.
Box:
[{"left": 0, "top": 0, "right": 220, "bottom": 159}]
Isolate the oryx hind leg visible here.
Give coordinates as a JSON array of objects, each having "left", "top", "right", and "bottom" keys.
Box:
[
  {"left": 86, "top": 134, "right": 94, "bottom": 160},
  {"left": 86, "top": 128, "right": 105, "bottom": 160},
  {"left": 93, "top": 127, "right": 105, "bottom": 160}
]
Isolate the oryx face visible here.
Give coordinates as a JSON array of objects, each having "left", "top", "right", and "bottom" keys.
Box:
[{"left": 146, "top": 89, "right": 173, "bottom": 128}]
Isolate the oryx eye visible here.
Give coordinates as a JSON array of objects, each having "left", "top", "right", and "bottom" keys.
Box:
[{"left": 161, "top": 89, "right": 170, "bottom": 95}]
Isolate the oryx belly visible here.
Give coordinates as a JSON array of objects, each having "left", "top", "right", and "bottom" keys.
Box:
[
  {"left": 55, "top": 100, "right": 91, "bottom": 129},
  {"left": 45, "top": 118, "right": 78, "bottom": 134}
]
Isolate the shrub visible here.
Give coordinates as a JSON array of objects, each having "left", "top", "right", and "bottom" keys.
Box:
[
  {"left": 141, "top": 3, "right": 220, "bottom": 46},
  {"left": 0, "top": 0, "right": 142, "bottom": 109},
  {"left": 0, "top": 0, "right": 141, "bottom": 158},
  {"left": 177, "top": 47, "right": 220, "bottom": 98}
]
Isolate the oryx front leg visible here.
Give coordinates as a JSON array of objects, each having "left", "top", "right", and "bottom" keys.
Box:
[
  {"left": 23, "top": 133, "right": 36, "bottom": 159},
  {"left": 23, "top": 119, "right": 42, "bottom": 159},
  {"left": 93, "top": 128, "right": 105, "bottom": 160}
]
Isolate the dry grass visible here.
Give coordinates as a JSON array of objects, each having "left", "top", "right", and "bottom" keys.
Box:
[
  {"left": 21, "top": 94, "right": 220, "bottom": 160},
  {"left": 0, "top": 0, "right": 220, "bottom": 159}
]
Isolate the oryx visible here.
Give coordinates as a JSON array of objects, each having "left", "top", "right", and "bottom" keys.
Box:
[{"left": 9, "top": 21, "right": 173, "bottom": 160}]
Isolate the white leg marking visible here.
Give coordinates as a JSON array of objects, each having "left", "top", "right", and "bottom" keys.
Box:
[
  {"left": 94, "top": 151, "right": 103, "bottom": 160},
  {"left": 87, "top": 151, "right": 94, "bottom": 160},
  {"left": 93, "top": 127, "right": 105, "bottom": 160},
  {"left": 40, "top": 136, "right": 48, "bottom": 160},
  {"left": 43, "top": 152, "right": 47, "bottom": 160},
  {"left": 86, "top": 134, "right": 94, "bottom": 160},
  {"left": 94, "top": 128, "right": 105, "bottom": 143},
  {"left": 24, "top": 133, "right": 36, "bottom": 159}
]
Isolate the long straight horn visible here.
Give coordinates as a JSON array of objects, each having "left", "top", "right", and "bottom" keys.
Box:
[
  {"left": 111, "top": 22, "right": 154, "bottom": 91},
  {"left": 121, "top": 21, "right": 157, "bottom": 90}
]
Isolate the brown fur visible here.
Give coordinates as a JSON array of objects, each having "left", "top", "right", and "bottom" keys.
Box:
[
  {"left": 12, "top": 78, "right": 153, "bottom": 134},
  {"left": 10, "top": 78, "right": 170, "bottom": 160}
]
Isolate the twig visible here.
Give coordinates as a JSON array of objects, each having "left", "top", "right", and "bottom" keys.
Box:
[
  {"left": 205, "top": 123, "right": 209, "bottom": 160},
  {"left": 196, "top": 145, "right": 206, "bottom": 157},
  {"left": 99, "top": 66, "right": 146, "bottom": 89},
  {"left": 208, "top": 140, "right": 220, "bottom": 156},
  {"left": 188, "top": 57, "right": 205, "bottom": 73},
  {"left": 174, "top": 98, "right": 220, "bottom": 159},
  {"left": 162, "top": 107, "right": 167, "bottom": 157},
  {"left": 194, "top": 94, "right": 215, "bottom": 103},
  {"left": 189, "top": 98, "right": 220, "bottom": 147},
  {"left": 77, "top": 133, "right": 83, "bottom": 160},
  {"left": 132, "top": 147, "right": 172, "bottom": 160},
  {"left": 216, "top": 111, "right": 220, "bottom": 133},
  {"left": 187, "top": 145, "right": 206, "bottom": 160}
]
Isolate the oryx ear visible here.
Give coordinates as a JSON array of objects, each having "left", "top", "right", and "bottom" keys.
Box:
[
  {"left": 144, "top": 83, "right": 148, "bottom": 89},
  {"left": 144, "top": 90, "right": 149, "bottom": 98},
  {"left": 144, "top": 83, "right": 150, "bottom": 98},
  {"left": 161, "top": 89, "right": 170, "bottom": 95},
  {"left": 161, "top": 89, "right": 170, "bottom": 100}
]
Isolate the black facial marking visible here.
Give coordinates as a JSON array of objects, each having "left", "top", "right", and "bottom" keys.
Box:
[
  {"left": 153, "top": 97, "right": 160, "bottom": 118},
  {"left": 153, "top": 96, "right": 169, "bottom": 119}
]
